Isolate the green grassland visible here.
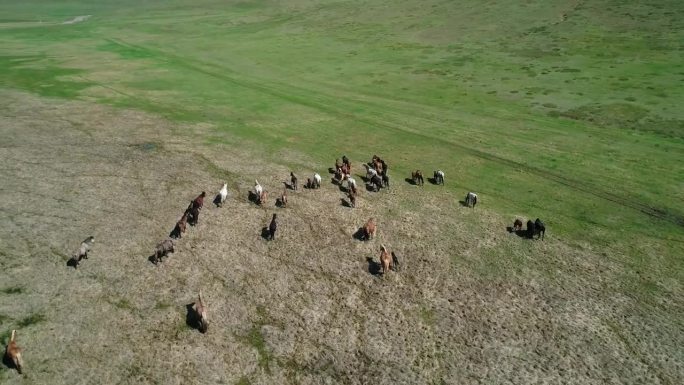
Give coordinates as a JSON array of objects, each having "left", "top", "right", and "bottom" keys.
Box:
[{"left": 1, "top": 0, "right": 682, "bottom": 315}]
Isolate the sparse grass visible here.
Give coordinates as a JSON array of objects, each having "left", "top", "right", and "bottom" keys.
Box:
[
  {"left": 235, "top": 376, "right": 251, "bottom": 385},
  {"left": 1, "top": 286, "right": 23, "bottom": 294},
  {"left": 18, "top": 313, "right": 46, "bottom": 328}
]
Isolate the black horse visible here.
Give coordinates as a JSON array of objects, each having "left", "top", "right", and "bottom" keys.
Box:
[
  {"left": 534, "top": 218, "right": 545, "bottom": 240},
  {"left": 526, "top": 219, "right": 545, "bottom": 240}
]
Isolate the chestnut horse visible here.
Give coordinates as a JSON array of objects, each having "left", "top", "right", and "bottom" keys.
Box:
[
  {"left": 412, "top": 170, "right": 424, "bottom": 186},
  {"left": 363, "top": 217, "right": 377, "bottom": 240},
  {"left": 280, "top": 189, "right": 288, "bottom": 207},
  {"left": 379, "top": 245, "right": 391, "bottom": 275},
  {"left": 348, "top": 191, "right": 356, "bottom": 208},
  {"left": 258, "top": 190, "right": 268, "bottom": 206}
]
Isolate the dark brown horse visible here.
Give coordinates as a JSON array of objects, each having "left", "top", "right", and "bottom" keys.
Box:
[
  {"left": 412, "top": 170, "right": 424, "bottom": 186},
  {"left": 171, "top": 211, "right": 188, "bottom": 238},
  {"left": 191, "top": 191, "right": 206, "bottom": 210},
  {"left": 290, "top": 172, "right": 298, "bottom": 191},
  {"left": 513, "top": 218, "right": 523, "bottom": 231}
]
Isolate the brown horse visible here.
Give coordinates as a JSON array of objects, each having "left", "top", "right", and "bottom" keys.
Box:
[
  {"left": 348, "top": 191, "right": 356, "bottom": 208},
  {"left": 379, "top": 245, "right": 392, "bottom": 275},
  {"left": 363, "top": 217, "right": 377, "bottom": 240},
  {"left": 171, "top": 211, "right": 188, "bottom": 239},
  {"left": 194, "top": 290, "right": 208, "bottom": 333},
  {"left": 513, "top": 218, "right": 523, "bottom": 231},
  {"left": 191, "top": 191, "right": 206, "bottom": 210},
  {"left": 280, "top": 189, "right": 288, "bottom": 207},
  {"left": 412, "top": 170, "right": 424, "bottom": 186},
  {"left": 290, "top": 172, "right": 298, "bottom": 191},
  {"left": 5, "top": 330, "right": 23, "bottom": 373},
  {"left": 258, "top": 190, "right": 268, "bottom": 206}
]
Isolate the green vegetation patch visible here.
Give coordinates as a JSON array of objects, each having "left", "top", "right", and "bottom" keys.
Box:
[
  {"left": 18, "top": 312, "right": 46, "bottom": 327},
  {"left": 0, "top": 55, "right": 92, "bottom": 98}
]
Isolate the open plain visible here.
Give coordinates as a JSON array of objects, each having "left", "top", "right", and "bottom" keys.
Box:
[{"left": 0, "top": 1, "right": 682, "bottom": 384}]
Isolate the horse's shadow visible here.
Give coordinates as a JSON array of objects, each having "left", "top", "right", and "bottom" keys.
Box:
[
  {"left": 248, "top": 191, "right": 258, "bottom": 203},
  {"left": 283, "top": 181, "right": 295, "bottom": 191},
  {"left": 169, "top": 224, "right": 182, "bottom": 239},
  {"left": 148, "top": 254, "right": 159, "bottom": 265},
  {"left": 365, "top": 183, "right": 378, "bottom": 192},
  {"left": 261, "top": 227, "right": 271, "bottom": 240},
  {"left": 185, "top": 303, "right": 206, "bottom": 333},
  {"left": 427, "top": 177, "right": 438, "bottom": 185},
  {"left": 340, "top": 198, "right": 352, "bottom": 208},
  {"left": 2, "top": 351, "right": 19, "bottom": 372},
  {"left": 366, "top": 257, "right": 381, "bottom": 276},
  {"left": 212, "top": 194, "right": 222, "bottom": 207},
  {"left": 66, "top": 258, "right": 79, "bottom": 269},
  {"left": 330, "top": 177, "right": 341, "bottom": 186},
  {"left": 507, "top": 226, "right": 533, "bottom": 239},
  {"left": 276, "top": 198, "right": 286, "bottom": 208},
  {"left": 328, "top": 167, "right": 336, "bottom": 174},
  {"left": 458, "top": 200, "right": 469, "bottom": 207},
  {"left": 338, "top": 184, "right": 349, "bottom": 193},
  {"left": 405, "top": 177, "right": 417, "bottom": 185},
  {"left": 353, "top": 227, "right": 367, "bottom": 241}
]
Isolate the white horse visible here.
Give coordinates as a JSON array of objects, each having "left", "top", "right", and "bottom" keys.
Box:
[
  {"left": 218, "top": 183, "right": 228, "bottom": 206},
  {"left": 254, "top": 180, "right": 263, "bottom": 196},
  {"left": 434, "top": 170, "right": 445, "bottom": 185},
  {"left": 365, "top": 165, "right": 378, "bottom": 180},
  {"left": 313, "top": 173, "right": 322, "bottom": 188},
  {"left": 465, "top": 192, "right": 478, "bottom": 208},
  {"left": 345, "top": 174, "right": 357, "bottom": 191}
]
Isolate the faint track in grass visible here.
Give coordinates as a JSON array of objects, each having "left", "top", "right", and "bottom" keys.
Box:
[{"left": 103, "top": 38, "right": 684, "bottom": 229}]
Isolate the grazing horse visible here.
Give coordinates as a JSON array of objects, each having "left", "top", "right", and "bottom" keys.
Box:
[
  {"left": 370, "top": 175, "right": 383, "bottom": 192},
  {"left": 268, "top": 213, "right": 277, "bottom": 240},
  {"left": 313, "top": 173, "right": 322, "bottom": 188},
  {"left": 290, "top": 172, "right": 298, "bottom": 191},
  {"left": 254, "top": 180, "right": 263, "bottom": 197},
  {"left": 434, "top": 170, "right": 445, "bottom": 185},
  {"left": 154, "top": 239, "right": 174, "bottom": 263},
  {"left": 306, "top": 178, "right": 313, "bottom": 189},
  {"left": 280, "top": 189, "right": 288, "bottom": 207},
  {"left": 381, "top": 173, "right": 390, "bottom": 189},
  {"left": 465, "top": 192, "right": 478, "bottom": 208},
  {"left": 218, "top": 183, "right": 228, "bottom": 207},
  {"left": 192, "top": 192, "right": 206, "bottom": 210},
  {"left": 379, "top": 245, "right": 392, "bottom": 275},
  {"left": 171, "top": 212, "right": 188, "bottom": 239},
  {"left": 363, "top": 217, "right": 377, "bottom": 240},
  {"left": 348, "top": 191, "right": 356, "bottom": 208},
  {"left": 513, "top": 218, "right": 523, "bottom": 231},
  {"left": 534, "top": 218, "right": 546, "bottom": 240},
  {"left": 412, "top": 170, "right": 424, "bottom": 186}
]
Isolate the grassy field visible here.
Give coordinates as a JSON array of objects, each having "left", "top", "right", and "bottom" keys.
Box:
[{"left": 0, "top": 1, "right": 682, "bottom": 384}]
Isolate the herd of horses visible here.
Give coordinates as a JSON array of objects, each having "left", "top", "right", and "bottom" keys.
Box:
[{"left": 3, "top": 154, "right": 548, "bottom": 375}]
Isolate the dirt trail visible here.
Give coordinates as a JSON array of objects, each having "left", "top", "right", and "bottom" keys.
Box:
[{"left": 0, "top": 90, "right": 681, "bottom": 384}]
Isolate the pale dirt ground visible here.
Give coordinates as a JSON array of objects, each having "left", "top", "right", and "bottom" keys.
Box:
[{"left": 0, "top": 90, "right": 681, "bottom": 385}]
